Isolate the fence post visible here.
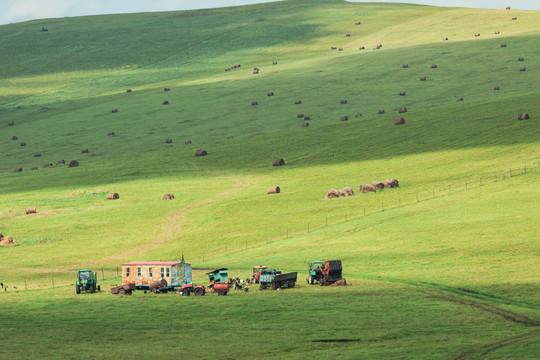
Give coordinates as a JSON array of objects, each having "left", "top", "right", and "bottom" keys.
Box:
[
  {"left": 203, "top": 251, "right": 204, "bottom": 262},
  {"left": 25, "top": 281, "right": 27, "bottom": 290},
  {"left": 325, "top": 217, "right": 327, "bottom": 227},
  {"left": 416, "top": 193, "right": 419, "bottom": 202},
  {"left": 116, "top": 266, "right": 118, "bottom": 277},
  {"left": 307, "top": 223, "right": 310, "bottom": 232},
  {"left": 52, "top": 278, "right": 54, "bottom": 288},
  {"left": 102, "top": 269, "right": 104, "bottom": 280}
]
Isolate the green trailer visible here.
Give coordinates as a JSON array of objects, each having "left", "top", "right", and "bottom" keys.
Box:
[
  {"left": 206, "top": 268, "right": 229, "bottom": 287},
  {"left": 76, "top": 269, "right": 100, "bottom": 294}
]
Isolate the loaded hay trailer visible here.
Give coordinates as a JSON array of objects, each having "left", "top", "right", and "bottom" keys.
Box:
[
  {"left": 121, "top": 261, "right": 192, "bottom": 292},
  {"left": 258, "top": 268, "right": 297, "bottom": 290}
]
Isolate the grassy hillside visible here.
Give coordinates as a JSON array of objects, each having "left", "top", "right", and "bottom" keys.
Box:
[{"left": 0, "top": 0, "right": 539, "bottom": 358}]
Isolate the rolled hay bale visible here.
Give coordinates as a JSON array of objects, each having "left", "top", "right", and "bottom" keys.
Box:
[
  {"left": 518, "top": 113, "right": 530, "bottom": 120},
  {"left": 12, "top": 136, "right": 18, "bottom": 140},
  {"left": 16, "top": 106, "right": 22, "bottom": 110},
  {"left": 162, "top": 193, "right": 175, "bottom": 200},
  {"left": 359, "top": 184, "right": 376, "bottom": 194},
  {"left": 297, "top": 113, "right": 304, "bottom": 118},
  {"left": 111, "top": 109, "right": 118, "bottom": 113},
  {"left": 383, "top": 178, "right": 399, "bottom": 189},
  {"left": 420, "top": 76, "right": 427, "bottom": 81},
  {"left": 273, "top": 158, "right": 285, "bottom": 167},
  {"left": 342, "top": 187, "right": 354, "bottom": 196},
  {"left": 443, "top": 37, "right": 448, "bottom": 41},
  {"left": 331, "top": 46, "right": 337, "bottom": 50},
  {"left": 267, "top": 92, "right": 274, "bottom": 96},
  {"left": 398, "top": 107, "right": 407, "bottom": 113},
  {"left": 57, "top": 159, "right": 65, "bottom": 165},
  {"left": 294, "top": 100, "right": 302, "bottom": 104},
  {"left": 272, "top": 61, "right": 278, "bottom": 65},
  {"left": 300, "top": 122, "right": 310, "bottom": 127},
  {"left": 355, "top": 114, "right": 362, "bottom": 118},
  {"left": 495, "top": 31, "right": 500, "bottom": 35},
  {"left": 251, "top": 101, "right": 258, "bottom": 106},
  {"left": 225, "top": 68, "right": 230, "bottom": 71},
  {"left": 195, "top": 150, "right": 207, "bottom": 157},
  {"left": 340, "top": 116, "right": 349, "bottom": 122},
  {"left": 68, "top": 160, "right": 79, "bottom": 167},
  {"left": 520, "top": 67, "right": 526, "bottom": 72},
  {"left": 402, "top": 64, "right": 408, "bottom": 68},
  {"left": 372, "top": 181, "right": 385, "bottom": 190},
  {"left": 475, "top": 33, "right": 480, "bottom": 37},
  {"left": 0, "top": 236, "right": 15, "bottom": 246},
  {"left": 494, "top": 86, "right": 500, "bottom": 90},
  {"left": 267, "top": 186, "right": 280, "bottom": 194},
  {"left": 13, "top": 167, "right": 22, "bottom": 173},
  {"left": 304, "top": 116, "right": 311, "bottom": 121},
  {"left": 165, "top": 139, "right": 172, "bottom": 144},
  {"left": 226, "top": 136, "right": 234, "bottom": 139},
  {"left": 355, "top": 21, "right": 361, "bottom": 25},
  {"left": 359, "top": 46, "right": 365, "bottom": 50},
  {"left": 106, "top": 193, "right": 120, "bottom": 200},
  {"left": 30, "top": 167, "right": 38, "bottom": 171},
  {"left": 501, "top": 43, "right": 507, "bottom": 47},
  {"left": 395, "top": 118, "right": 405, "bottom": 125},
  {"left": 431, "top": 64, "right": 438, "bottom": 69},
  {"left": 399, "top": 92, "right": 406, "bottom": 96},
  {"left": 82, "top": 148, "right": 89, "bottom": 153},
  {"left": 126, "top": 89, "right": 132, "bottom": 93},
  {"left": 20, "top": 142, "right": 26, "bottom": 146},
  {"left": 372, "top": 47, "right": 378, "bottom": 50},
  {"left": 518, "top": 57, "right": 524, "bottom": 61},
  {"left": 34, "top": 152, "right": 41, "bottom": 157},
  {"left": 345, "top": 33, "right": 351, "bottom": 37},
  {"left": 43, "top": 163, "right": 52, "bottom": 168},
  {"left": 108, "top": 132, "right": 115, "bottom": 136},
  {"left": 237, "top": 64, "right": 241, "bottom": 68},
  {"left": 8, "top": 121, "right": 14, "bottom": 126},
  {"left": 378, "top": 110, "right": 385, "bottom": 114},
  {"left": 457, "top": 98, "right": 464, "bottom": 102},
  {"left": 184, "top": 140, "right": 192, "bottom": 145},
  {"left": 164, "top": 87, "right": 170, "bottom": 92},
  {"left": 253, "top": 68, "right": 259, "bottom": 74},
  {"left": 25, "top": 206, "right": 36, "bottom": 214},
  {"left": 162, "top": 100, "right": 169, "bottom": 105},
  {"left": 338, "top": 48, "right": 343, "bottom": 51},
  {"left": 512, "top": 17, "right": 517, "bottom": 20},
  {"left": 340, "top": 100, "right": 348, "bottom": 104},
  {"left": 377, "top": 44, "right": 382, "bottom": 49},
  {"left": 326, "top": 189, "right": 341, "bottom": 199}
]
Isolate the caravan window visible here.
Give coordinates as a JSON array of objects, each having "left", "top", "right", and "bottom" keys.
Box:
[
  {"left": 137, "top": 267, "right": 141, "bottom": 277},
  {"left": 126, "top": 267, "right": 130, "bottom": 277},
  {"left": 166, "top": 267, "right": 170, "bottom": 278},
  {"left": 149, "top": 267, "right": 153, "bottom": 278},
  {"left": 161, "top": 267, "right": 165, "bottom": 278}
]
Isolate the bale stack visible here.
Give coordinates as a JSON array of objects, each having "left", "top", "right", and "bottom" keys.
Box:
[
  {"left": 165, "top": 139, "right": 172, "bottom": 144},
  {"left": 57, "top": 160, "right": 65, "bottom": 165},
  {"left": 20, "top": 142, "right": 26, "bottom": 146},
  {"left": 13, "top": 167, "right": 22, "bottom": 173},
  {"left": 106, "top": 193, "right": 120, "bottom": 200},
  {"left": 340, "top": 100, "right": 347, "bottom": 104},
  {"left": 295, "top": 100, "right": 302, "bottom": 104},
  {"left": 301, "top": 122, "right": 310, "bottom": 127},
  {"left": 372, "top": 181, "right": 385, "bottom": 190},
  {"left": 383, "top": 178, "right": 399, "bottom": 189},
  {"left": 12, "top": 136, "right": 18, "bottom": 140},
  {"left": 0, "top": 234, "right": 15, "bottom": 246},
  {"left": 162, "top": 194, "right": 175, "bottom": 200},
  {"left": 164, "top": 87, "right": 170, "bottom": 92},
  {"left": 108, "top": 132, "right": 115, "bottom": 136},
  {"left": 359, "top": 184, "right": 376, "bottom": 194},
  {"left": 297, "top": 113, "right": 304, "bottom": 118},
  {"left": 30, "top": 167, "right": 37, "bottom": 171},
  {"left": 162, "top": 100, "right": 169, "bottom": 105},
  {"left": 399, "top": 92, "right": 406, "bottom": 96},
  {"left": 195, "top": 150, "right": 207, "bottom": 157},
  {"left": 273, "top": 158, "right": 285, "bottom": 166},
  {"left": 8, "top": 121, "right": 14, "bottom": 126},
  {"left": 304, "top": 116, "right": 311, "bottom": 121},
  {"left": 34, "top": 153, "right": 41, "bottom": 157},
  {"left": 43, "top": 163, "right": 52, "bottom": 168},
  {"left": 111, "top": 109, "right": 118, "bottom": 113},
  {"left": 340, "top": 116, "right": 349, "bottom": 121},
  {"left": 267, "top": 92, "right": 274, "bottom": 96},
  {"left": 252, "top": 101, "right": 258, "bottom": 106},
  {"left": 378, "top": 110, "right": 385, "bottom": 114},
  {"left": 267, "top": 186, "right": 280, "bottom": 194},
  {"left": 25, "top": 206, "right": 37, "bottom": 214},
  {"left": 82, "top": 148, "right": 89, "bottom": 153},
  {"left": 326, "top": 189, "right": 341, "bottom": 199},
  {"left": 420, "top": 76, "right": 427, "bottom": 81}
]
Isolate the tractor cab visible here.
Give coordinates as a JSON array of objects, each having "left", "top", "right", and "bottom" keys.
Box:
[
  {"left": 206, "top": 268, "right": 229, "bottom": 288},
  {"left": 252, "top": 265, "right": 268, "bottom": 283}
]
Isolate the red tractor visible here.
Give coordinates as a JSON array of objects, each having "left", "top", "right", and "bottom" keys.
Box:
[{"left": 252, "top": 265, "right": 268, "bottom": 283}]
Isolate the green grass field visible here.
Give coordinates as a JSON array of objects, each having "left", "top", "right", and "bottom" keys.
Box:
[{"left": 0, "top": 0, "right": 539, "bottom": 358}]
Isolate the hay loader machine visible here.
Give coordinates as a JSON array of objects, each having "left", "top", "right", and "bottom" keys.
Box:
[
  {"left": 75, "top": 269, "right": 100, "bottom": 294},
  {"left": 307, "top": 260, "right": 343, "bottom": 286}
]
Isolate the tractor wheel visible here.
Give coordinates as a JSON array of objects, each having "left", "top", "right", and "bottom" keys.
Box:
[
  {"left": 310, "top": 277, "right": 314, "bottom": 285},
  {"left": 97, "top": 285, "right": 101, "bottom": 292},
  {"left": 76, "top": 285, "right": 80, "bottom": 294},
  {"left": 259, "top": 283, "right": 267, "bottom": 290},
  {"left": 194, "top": 288, "right": 205, "bottom": 296},
  {"left": 182, "top": 289, "right": 190, "bottom": 296},
  {"left": 90, "top": 285, "right": 95, "bottom": 293},
  {"left": 151, "top": 288, "right": 157, "bottom": 294},
  {"left": 118, "top": 288, "right": 126, "bottom": 295},
  {"left": 289, "top": 281, "right": 295, "bottom": 288},
  {"left": 218, "top": 290, "right": 225, "bottom": 296}
]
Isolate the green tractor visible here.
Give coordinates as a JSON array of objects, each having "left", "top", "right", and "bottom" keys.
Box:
[
  {"left": 307, "top": 260, "right": 343, "bottom": 286},
  {"left": 76, "top": 269, "right": 100, "bottom": 294}
]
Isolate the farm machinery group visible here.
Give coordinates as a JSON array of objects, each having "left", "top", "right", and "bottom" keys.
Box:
[{"left": 79, "top": 259, "right": 344, "bottom": 296}]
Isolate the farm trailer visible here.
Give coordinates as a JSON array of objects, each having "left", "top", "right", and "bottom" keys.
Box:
[{"left": 258, "top": 269, "right": 297, "bottom": 290}]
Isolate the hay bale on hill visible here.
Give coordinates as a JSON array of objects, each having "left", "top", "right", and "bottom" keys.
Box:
[
  {"left": 494, "top": 86, "right": 500, "bottom": 90},
  {"left": 518, "top": 113, "right": 530, "bottom": 120},
  {"left": 108, "top": 132, "right": 115, "bottom": 136},
  {"left": 16, "top": 106, "right": 22, "bottom": 110},
  {"left": 372, "top": 181, "right": 384, "bottom": 190},
  {"left": 68, "top": 160, "right": 79, "bottom": 167},
  {"left": 82, "top": 148, "right": 89, "bottom": 153},
  {"left": 359, "top": 184, "right": 376, "bottom": 194},
  {"left": 383, "top": 178, "right": 399, "bottom": 189},
  {"left": 253, "top": 68, "right": 259, "bottom": 74},
  {"left": 355, "top": 21, "right": 361, "bottom": 25},
  {"left": 443, "top": 37, "right": 448, "bottom": 41},
  {"left": 0, "top": 235, "right": 15, "bottom": 246},
  {"left": 57, "top": 160, "right": 65, "bottom": 165},
  {"left": 431, "top": 64, "right": 438, "bottom": 69},
  {"left": 395, "top": 118, "right": 405, "bottom": 125},
  {"left": 475, "top": 33, "right": 480, "bottom": 37},
  {"left": 340, "top": 100, "right": 347, "bottom": 104},
  {"left": 184, "top": 140, "right": 192, "bottom": 145},
  {"left": 359, "top": 46, "right": 365, "bottom": 50},
  {"left": 8, "top": 121, "right": 14, "bottom": 126},
  {"left": 355, "top": 114, "right": 362, "bottom": 118},
  {"left": 20, "top": 142, "right": 26, "bottom": 146},
  {"left": 340, "top": 116, "right": 349, "bottom": 121},
  {"left": 501, "top": 44, "right": 507, "bottom": 47},
  {"left": 398, "top": 107, "right": 407, "bottom": 113},
  {"left": 520, "top": 67, "right": 526, "bottom": 72},
  {"left": 495, "top": 31, "right": 500, "bottom": 35},
  {"left": 106, "top": 193, "right": 119, "bottom": 200},
  {"left": 338, "top": 48, "right": 343, "bottom": 51},
  {"left": 111, "top": 109, "right": 118, "bottom": 113},
  {"left": 512, "top": 17, "right": 517, "bottom": 20},
  {"left": 43, "top": 163, "right": 52, "bottom": 168},
  {"left": 346, "top": 33, "right": 351, "bottom": 37},
  {"left": 304, "top": 116, "right": 311, "bottom": 121},
  {"left": 13, "top": 167, "right": 22, "bottom": 173},
  {"left": 273, "top": 158, "right": 285, "bottom": 166},
  {"left": 267, "top": 92, "right": 274, "bottom": 96},
  {"left": 402, "top": 64, "right": 408, "bottom": 68},
  {"left": 162, "top": 100, "right": 169, "bottom": 105},
  {"left": 225, "top": 68, "right": 230, "bottom": 71},
  {"left": 506, "top": 6, "right": 510, "bottom": 9},
  {"left": 331, "top": 46, "right": 337, "bottom": 50},
  {"left": 297, "top": 113, "right": 304, "bottom": 118},
  {"left": 165, "top": 139, "right": 172, "bottom": 144},
  {"left": 420, "top": 76, "right": 426, "bottom": 81},
  {"left": 272, "top": 61, "right": 278, "bottom": 65},
  {"left": 162, "top": 193, "right": 175, "bottom": 200},
  {"left": 195, "top": 150, "right": 207, "bottom": 157},
  {"left": 30, "top": 167, "right": 37, "bottom": 171},
  {"left": 378, "top": 110, "right": 385, "bottom": 114},
  {"left": 399, "top": 92, "right": 406, "bottom": 96},
  {"left": 26, "top": 206, "right": 36, "bottom": 214},
  {"left": 34, "top": 153, "right": 41, "bottom": 157},
  {"left": 294, "top": 100, "right": 302, "bottom": 104},
  {"left": 267, "top": 186, "right": 280, "bottom": 194},
  {"left": 457, "top": 98, "right": 464, "bottom": 102},
  {"left": 126, "top": 89, "right": 132, "bottom": 93},
  {"left": 342, "top": 187, "right": 354, "bottom": 196},
  {"left": 252, "top": 101, "right": 258, "bottom": 106},
  {"left": 12, "top": 136, "right": 18, "bottom": 140},
  {"left": 164, "top": 87, "right": 170, "bottom": 92},
  {"left": 326, "top": 189, "right": 341, "bottom": 199},
  {"left": 518, "top": 57, "right": 524, "bottom": 61},
  {"left": 301, "top": 122, "right": 310, "bottom": 127}
]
